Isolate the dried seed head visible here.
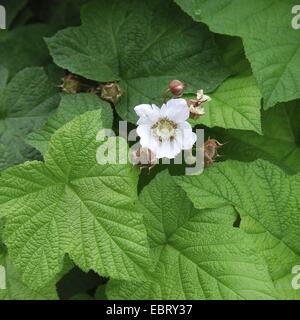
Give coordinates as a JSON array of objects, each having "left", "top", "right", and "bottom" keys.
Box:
[
  {"left": 99, "top": 82, "right": 122, "bottom": 104},
  {"left": 60, "top": 74, "right": 81, "bottom": 94},
  {"left": 169, "top": 80, "right": 185, "bottom": 97},
  {"left": 131, "top": 147, "right": 157, "bottom": 170},
  {"left": 187, "top": 99, "right": 205, "bottom": 120},
  {"left": 186, "top": 89, "right": 211, "bottom": 120},
  {"left": 204, "top": 139, "right": 223, "bottom": 167}
]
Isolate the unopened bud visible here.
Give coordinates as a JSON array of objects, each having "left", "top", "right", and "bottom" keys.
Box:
[
  {"left": 204, "top": 139, "right": 223, "bottom": 167},
  {"left": 99, "top": 82, "right": 122, "bottom": 104},
  {"left": 131, "top": 147, "right": 157, "bottom": 170},
  {"left": 59, "top": 74, "right": 81, "bottom": 94},
  {"left": 169, "top": 80, "right": 185, "bottom": 97}
]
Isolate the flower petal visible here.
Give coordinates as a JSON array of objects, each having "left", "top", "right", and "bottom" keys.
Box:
[
  {"left": 136, "top": 125, "right": 157, "bottom": 151},
  {"left": 165, "top": 98, "right": 189, "bottom": 122},
  {"left": 134, "top": 104, "right": 153, "bottom": 117},
  {"left": 155, "top": 140, "right": 181, "bottom": 159},
  {"left": 176, "top": 122, "right": 197, "bottom": 149},
  {"left": 160, "top": 103, "right": 168, "bottom": 117},
  {"left": 135, "top": 104, "right": 160, "bottom": 125}
]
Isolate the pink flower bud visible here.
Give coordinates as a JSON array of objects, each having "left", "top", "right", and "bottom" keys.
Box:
[{"left": 169, "top": 80, "right": 185, "bottom": 97}]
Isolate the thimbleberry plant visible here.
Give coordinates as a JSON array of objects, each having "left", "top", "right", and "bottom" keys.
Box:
[{"left": 0, "top": 0, "right": 300, "bottom": 301}]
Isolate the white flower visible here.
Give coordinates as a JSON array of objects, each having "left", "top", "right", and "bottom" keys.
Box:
[{"left": 134, "top": 98, "right": 197, "bottom": 159}]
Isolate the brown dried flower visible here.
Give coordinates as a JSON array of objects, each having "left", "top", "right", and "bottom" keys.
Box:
[
  {"left": 99, "top": 82, "right": 122, "bottom": 104},
  {"left": 187, "top": 89, "right": 211, "bottom": 120},
  {"left": 59, "top": 74, "right": 81, "bottom": 94},
  {"left": 204, "top": 139, "right": 223, "bottom": 166}
]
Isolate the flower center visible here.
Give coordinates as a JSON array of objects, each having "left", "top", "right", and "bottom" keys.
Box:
[{"left": 151, "top": 118, "right": 177, "bottom": 142}]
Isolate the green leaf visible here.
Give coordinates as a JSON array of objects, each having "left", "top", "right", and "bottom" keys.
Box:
[
  {"left": 209, "top": 100, "right": 300, "bottom": 174},
  {"left": 26, "top": 93, "right": 113, "bottom": 155},
  {"left": 0, "top": 24, "right": 55, "bottom": 77},
  {"left": 176, "top": 160, "right": 300, "bottom": 299},
  {"left": 0, "top": 110, "right": 150, "bottom": 290},
  {"left": 46, "top": 0, "right": 230, "bottom": 123},
  {"left": 190, "top": 75, "right": 262, "bottom": 133},
  {"left": 175, "top": 0, "right": 300, "bottom": 108},
  {"left": 108, "top": 171, "right": 276, "bottom": 300},
  {"left": 0, "top": 251, "right": 58, "bottom": 300},
  {"left": 0, "top": 67, "right": 59, "bottom": 172}
]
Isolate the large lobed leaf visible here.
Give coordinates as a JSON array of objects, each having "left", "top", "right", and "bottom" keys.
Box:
[
  {"left": 108, "top": 171, "right": 276, "bottom": 300},
  {"left": 46, "top": 0, "right": 230, "bottom": 123},
  {"left": 176, "top": 160, "right": 300, "bottom": 299},
  {"left": 0, "top": 110, "right": 150, "bottom": 290},
  {"left": 175, "top": 0, "right": 300, "bottom": 108}
]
